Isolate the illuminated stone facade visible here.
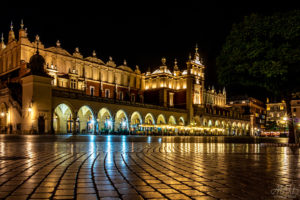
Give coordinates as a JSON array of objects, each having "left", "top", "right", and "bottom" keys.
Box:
[{"left": 0, "top": 22, "right": 250, "bottom": 135}]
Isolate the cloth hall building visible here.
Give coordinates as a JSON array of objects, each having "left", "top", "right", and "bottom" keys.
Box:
[{"left": 0, "top": 22, "right": 251, "bottom": 135}]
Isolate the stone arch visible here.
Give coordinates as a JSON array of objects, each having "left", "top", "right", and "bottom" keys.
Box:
[
  {"left": 226, "top": 121, "right": 232, "bottom": 135},
  {"left": 232, "top": 122, "right": 237, "bottom": 135},
  {"left": 221, "top": 121, "right": 226, "bottom": 128},
  {"left": 157, "top": 114, "right": 166, "bottom": 125},
  {"left": 114, "top": 109, "right": 129, "bottom": 132},
  {"left": 145, "top": 113, "right": 155, "bottom": 125},
  {"left": 215, "top": 120, "right": 220, "bottom": 128},
  {"left": 202, "top": 118, "right": 208, "bottom": 126},
  {"left": 53, "top": 103, "right": 74, "bottom": 134},
  {"left": 97, "top": 107, "right": 113, "bottom": 133},
  {"left": 241, "top": 123, "right": 246, "bottom": 135},
  {"left": 208, "top": 119, "right": 213, "bottom": 127},
  {"left": 130, "top": 111, "right": 143, "bottom": 129},
  {"left": 0, "top": 103, "right": 8, "bottom": 133},
  {"left": 178, "top": 117, "right": 185, "bottom": 126},
  {"left": 77, "top": 105, "right": 95, "bottom": 134},
  {"left": 168, "top": 115, "right": 176, "bottom": 125},
  {"left": 53, "top": 101, "right": 75, "bottom": 117},
  {"left": 237, "top": 122, "right": 242, "bottom": 135}
]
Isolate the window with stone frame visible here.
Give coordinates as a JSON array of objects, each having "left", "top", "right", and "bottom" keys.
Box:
[
  {"left": 131, "top": 94, "right": 135, "bottom": 102},
  {"left": 105, "top": 89, "right": 110, "bottom": 98},
  {"left": 90, "top": 86, "right": 95, "bottom": 96}
]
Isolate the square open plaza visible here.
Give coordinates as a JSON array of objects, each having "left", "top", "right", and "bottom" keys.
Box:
[{"left": 0, "top": 19, "right": 299, "bottom": 200}]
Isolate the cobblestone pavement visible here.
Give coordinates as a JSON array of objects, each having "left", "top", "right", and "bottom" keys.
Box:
[{"left": 0, "top": 135, "right": 299, "bottom": 200}]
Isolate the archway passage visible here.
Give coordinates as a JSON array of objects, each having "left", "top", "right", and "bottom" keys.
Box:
[
  {"left": 168, "top": 116, "right": 176, "bottom": 125},
  {"left": 145, "top": 113, "right": 155, "bottom": 125},
  {"left": 115, "top": 110, "right": 128, "bottom": 133},
  {"left": 179, "top": 117, "right": 185, "bottom": 126},
  {"left": 98, "top": 108, "right": 113, "bottom": 134},
  {"left": 157, "top": 114, "right": 166, "bottom": 125},
  {"left": 130, "top": 111, "right": 142, "bottom": 131},
  {"left": 77, "top": 105, "right": 95, "bottom": 134},
  {"left": 53, "top": 103, "right": 73, "bottom": 134},
  {"left": 0, "top": 103, "right": 8, "bottom": 134}
]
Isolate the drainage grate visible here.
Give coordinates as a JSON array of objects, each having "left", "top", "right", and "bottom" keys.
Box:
[{"left": 0, "top": 156, "right": 28, "bottom": 160}]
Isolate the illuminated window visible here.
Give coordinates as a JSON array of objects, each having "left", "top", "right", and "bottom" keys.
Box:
[
  {"left": 280, "top": 105, "right": 284, "bottom": 110},
  {"left": 70, "top": 79, "right": 77, "bottom": 89},
  {"left": 267, "top": 106, "right": 270, "bottom": 111},
  {"left": 169, "top": 93, "right": 174, "bottom": 107}
]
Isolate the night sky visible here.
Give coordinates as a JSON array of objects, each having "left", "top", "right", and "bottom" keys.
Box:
[{"left": 0, "top": 5, "right": 297, "bottom": 98}]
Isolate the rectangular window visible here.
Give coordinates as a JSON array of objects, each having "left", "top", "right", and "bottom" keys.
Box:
[
  {"left": 131, "top": 94, "right": 135, "bottom": 102},
  {"left": 119, "top": 91, "right": 124, "bottom": 100},
  {"left": 293, "top": 108, "right": 297, "bottom": 112},
  {"left": 169, "top": 92, "right": 174, "bottom": 107},
  {"left": 105, "top": 89, "right": 110, "bottom": 98},
  {"left": 70, "top": 79, "right": 77, "bottom": 89},
  {"left": 90, "top": 86, "right": 95, "bottom": 96}
]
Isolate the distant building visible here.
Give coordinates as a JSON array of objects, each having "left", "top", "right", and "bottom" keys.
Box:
[
  {"left": 291, "top": 95, "right": 300, "bottom": 132},
  {"left": 266, "top": 101, "right": 288, "bottom": 133},
  {"left": 228, "top": 97, "right": 266, "bottom": 135}
]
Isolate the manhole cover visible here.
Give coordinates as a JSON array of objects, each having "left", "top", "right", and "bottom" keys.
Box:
[{"left": 0, "top": 156, "right": 28, "bottom": 160}]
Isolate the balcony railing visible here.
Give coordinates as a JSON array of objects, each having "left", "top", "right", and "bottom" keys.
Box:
[{"left": 52, "top": 87, "right": 187, "bottom": 113}]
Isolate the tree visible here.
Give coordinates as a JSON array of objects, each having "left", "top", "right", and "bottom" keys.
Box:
[{"left": 217, "top": 10, "right": 300, "bottom": 143}]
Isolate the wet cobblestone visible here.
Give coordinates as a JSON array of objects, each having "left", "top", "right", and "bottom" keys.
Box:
[{"left": 0, "top": 135, "right": 299, "bottom": 199}]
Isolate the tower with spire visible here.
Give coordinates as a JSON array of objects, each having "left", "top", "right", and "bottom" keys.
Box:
[
  {"left": 8, "top": 22, "right": 15, "bottom": 43},
  {"left": 0, "top": 33, "right": 5, "bottom": 51},
  {"left": 19, "top": 19, "right": 26, "bottom": 39},
  {"left": 185, "top": 44, "right": 206, "bottom": 124}
]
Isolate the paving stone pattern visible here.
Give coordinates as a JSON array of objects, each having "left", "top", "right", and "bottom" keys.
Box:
[{"left": 0, "top": 135, "right": 298, "bottom": 200}]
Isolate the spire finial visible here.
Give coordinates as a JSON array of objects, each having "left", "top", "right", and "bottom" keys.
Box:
[
  {"left": 20, "top": 19, "right": 24, "bottom": 29},
  {"left": 109, "top": 56, "right": 113, "bottom": 61},
  {"left": 10, "top": 21, "right": 13, "bottom": 30},
  {"left": 189, "top": 53, "right": 192, "bottom": 60},
  {"left": 56, "top": 40, "right": 61, "bottom": 47},
  {"left": 35, "top": 35, "right": 40, "bottom": 54},
  {"left": 161, "top": 57, "right": 166, "bottom": 65},
  {"left": 1, "top": 33, "right": 3, "bottom": 42},
  {"left": 75, "top": 47, "right": 79, "bottom": 53},
  {"left": 194, "top": 43, "right": 200, "bottom": 61},
  {"left": 124, "top": 59, "right": 127, "bottom": 65},
  {"left": 92, "top": 50, "right": 96, "bottom": 57},
  {"left": 174, "top": 58, "right": 179, "bottom": 71}
]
